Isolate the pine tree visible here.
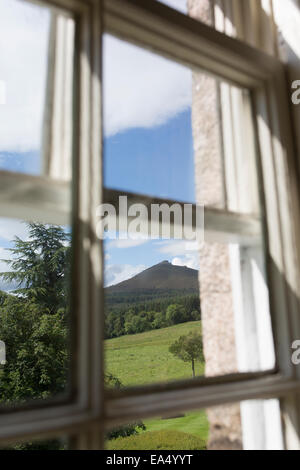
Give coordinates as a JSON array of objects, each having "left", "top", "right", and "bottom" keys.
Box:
[
  {"left": 0, "top": 223, "right": 71, "bottom": 403},
  {"left": 0, "top": 224, "right": 70, "bottom": 449},
  {"left": 0, "top": 223, "right": 71, "bottom": 313}
]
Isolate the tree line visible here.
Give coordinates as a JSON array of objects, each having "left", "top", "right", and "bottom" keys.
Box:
[{"left": 105, "top": 294, "right": 200, "bottom": 339}]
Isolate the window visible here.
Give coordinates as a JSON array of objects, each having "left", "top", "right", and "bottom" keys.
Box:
[{"left": 0, "top": 0, "right": 299, "bottom": 450}]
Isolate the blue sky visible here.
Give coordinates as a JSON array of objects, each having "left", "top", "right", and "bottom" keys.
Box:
[
  {"left": 0, "top": 0, "right": 200, "bottom": 289},
  {"left": 0, "top": 151, "right": 40, "bottom": 175},
  {"left": 104, "top": 105, "right": 199, "bottom": 286},
  {"left": 102, "top": 29, "right": 200, "bottom": 286},
  {"left": 104, "top": 109, "right": 195, "bottom": 203}
]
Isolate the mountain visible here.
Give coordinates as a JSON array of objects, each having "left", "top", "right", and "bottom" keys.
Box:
[
  {"left": 107, "top": 260, "right": 199, "bottom": 293},
  {"left": 105, "top": 261, "right": 200, "bottom": 339}
]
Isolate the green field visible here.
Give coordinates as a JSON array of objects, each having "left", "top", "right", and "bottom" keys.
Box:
[
  {"left": 105, "top": 321, "right": 209, "bottom": 449},
  {"left": 105, "top": 321, "right": 204, "bottom": 387},
  {"left": 144, "top": 411, "right": 208, "bottom": 440}
]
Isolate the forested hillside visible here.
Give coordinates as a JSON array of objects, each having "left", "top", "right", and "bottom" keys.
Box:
[{"left": 105, "top": 261, "right": 200, "bottom": 338}]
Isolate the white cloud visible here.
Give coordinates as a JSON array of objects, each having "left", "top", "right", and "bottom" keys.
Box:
[
  {"left": 157, "top": 239, "right": 200, "bottom": 270},
  {"left": 0, "top": 0, "right": 191, "bottom": 153},
  {"left": 0, "top": 0, "right": 50, "bottom": 152},
  {"left": 103, "top": 34, "right": 192, "bottom": 137},
  {"left": 172, "top": 254, "right": 199, "bottom": 270},
  {"left": 105, "top": 263, "right": 147, "bottom": 287},
  {"left": 0, "top": 219, "right": 29, "bottom": 242}
]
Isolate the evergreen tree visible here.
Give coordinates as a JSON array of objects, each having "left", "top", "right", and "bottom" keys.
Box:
[
  {"left": 0, "top": 224, "right": 70, "bottom": 400},
  {"left": 0, "top": 223, "right": 71, "bottom": 313},
  {"left": 0, "top": 223, "right": 71, "bottom": 449}
]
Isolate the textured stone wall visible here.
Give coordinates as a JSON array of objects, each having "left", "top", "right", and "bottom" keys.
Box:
[{"left": 187, "top": 0, "right": 242, "bottom": 450}]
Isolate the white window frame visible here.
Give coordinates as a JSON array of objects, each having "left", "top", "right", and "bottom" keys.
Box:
[{"left": 0, "top": 0, "right": 299, "bottom": 450}]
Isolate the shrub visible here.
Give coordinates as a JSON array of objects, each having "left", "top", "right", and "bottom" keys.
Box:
[
  {"left": 106, "top": 430, "right": 206, "bottom": 450},
  {"left": 107, "top": 421, "right": 146, "bottom": 440},
  {"left": 104, "top": 373, "right": 146, "bottom": 440}
]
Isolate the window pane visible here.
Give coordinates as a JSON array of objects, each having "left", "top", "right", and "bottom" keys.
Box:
[
  {"left": 102, "top": 35, "right": 274, "bottom": 389},
  {"left": 103, "top": 236, "right": 274, "bottom": 388},
  {"left": 105, "top": 399, "right": 283, "bottom": 450},
  {"left": 0, "top": 0, "right": 74, "bottom": 179},
  {"left": 103, "top": 34, "right": 197, "bottom": 203},
  {"left": 106, "top": 410, "right": 208, "bottom": 450},
  {"left": 0, "top": 218, "right": 72, "bottom": 408},
  {"left": 104, "top": 239, "right": 202, "bottom": 386},
  {"left": 103, "top": 34, "right": 259, "bottom": 212},
  {"left": 103, "top": 32, "right": 260, "bottom": 212}
]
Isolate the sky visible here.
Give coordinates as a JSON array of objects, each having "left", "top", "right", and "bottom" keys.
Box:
[{"left": 0, "top": 0, "right": 200, "bottom": 289}]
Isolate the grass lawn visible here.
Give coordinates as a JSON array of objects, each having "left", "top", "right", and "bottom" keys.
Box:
[
  {"left": 105, "top": 321, "right": 209, "bottom": 449},
  {"left": 105, "top": 321, "right": 204, "bottom": 387},
  {"left": 143, "top": 410, "right": 209, "bottom": 441}
]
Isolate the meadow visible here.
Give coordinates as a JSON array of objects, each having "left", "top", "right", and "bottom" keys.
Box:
[
  {"left": 105, "top": 321, "right": 209, "bottom": 449},
  {"left": 105, "top": 320, "right": 204, "bottom": 387}
]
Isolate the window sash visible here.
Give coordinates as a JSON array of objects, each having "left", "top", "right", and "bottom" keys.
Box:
[
  {"left": 0, "top": 172, "right": 262, "bottom": 246},
  {"left": 0, "top": 0, "right": 104, "bottom": 449},
  {"left": 0, "top": 0, "right": 299, "bottom": 449},
  {"left": 105, "top": 372, "right": 300, "bottom": 430},
  {"left": 103, "top": 188, "right": 262, "bottom": 245}
]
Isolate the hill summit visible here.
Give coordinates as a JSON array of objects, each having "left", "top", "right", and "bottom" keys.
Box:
[{"left": 107, "top": 260, "right": 199, "bottom": 293}]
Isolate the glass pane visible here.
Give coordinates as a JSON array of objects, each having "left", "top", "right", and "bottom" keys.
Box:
[
  {"left": 0, "top": 0, "right": 74, "bottom": 179},
  {"left": 0, "top": 218, "right": 72, "bottom": 407},
  {"left": 104, "top": 238, "right": 203, "bottom": 387},
  {"left": 103, "top": 35, "right": 260, "bottom": 213},
  {"left": 103, "top": 34, "right": 196, "bottom": 203},
  {"left": 102, "top": 35, "right": 273, "bottom": 389},
  {"left": 104, "top": 235, "right": 273, "bottom": 388},
  {"left": 106, "top": 410, "right": 208, "bottom": 450},
  {"left": 106, "top": 399, "right": 283, "bottom": 450}
]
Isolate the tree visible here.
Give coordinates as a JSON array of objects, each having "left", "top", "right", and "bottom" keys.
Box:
[
  {"left": 169, "top": 331, "right": 204, "bottom": 378},
  {"left": 0, "top": 223, "right": 70, "bottom": 449},
  {"left": 124, "top": 315, "right": 151, "bottom": 334},
  {"left": 166, "top": 304, "right": 186, "bottom": 325},
  {"left": 190, "top": 310, "right": 200, "bottom": 321},
  {"left": 0, "top": 223, "right": 71, "bottom": 313},
  {"left": 0, "top": 296, "right": 68, "bottom": 403},
  {"left": 152, "top": 312, "right": 166, "bottom": 330}
]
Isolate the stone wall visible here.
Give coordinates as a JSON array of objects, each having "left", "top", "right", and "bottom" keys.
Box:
[{"left": 187, "top": 0, "right": 242, "bottom": 450}]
